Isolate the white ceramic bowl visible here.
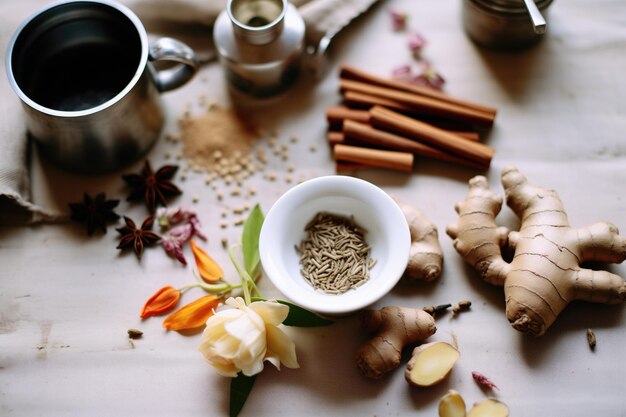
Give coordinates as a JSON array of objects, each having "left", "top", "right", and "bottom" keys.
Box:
[{"left": 259, "top": 176, "right": 411, "bottom": 315}]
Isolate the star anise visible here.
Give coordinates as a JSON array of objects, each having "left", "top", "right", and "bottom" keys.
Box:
[
  {"left": 122, "top": 161, "right": 182, "bottom": 212},
  {"left": 116, "top": 216, "right": 161, "bottom": 258},
  {"left": 68, "top": 192, "right": 120, "bottom": 235}
]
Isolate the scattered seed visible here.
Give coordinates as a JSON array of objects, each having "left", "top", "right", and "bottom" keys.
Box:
[
  {"left": 296, "top": 212, "right": 374, "bottom": 294},
  {"left": 309, "top": 144, "right": 317, "bottom": 152},
  {"left": 192, "top": 195, "right": 199, "bottom": 203},
  {"left": 587, "top": 328, "right": 596, "bottom": 350},
  {"left": 234, "top": 218, "right": 244, "bottom": 226},
  {"left": 128, "top": 329, "right": 143, "bottom": 339},
  {"left": 220, "top": 221, "right": 228, "bottom": 229},
  {"left": 452, "top": 300, "right": 472, "bottom": 316},
  {"left": 221, "top": 237, "right": 228, "bottom": 249},
  {"left": 424, "top": 304, "right": 452, "bottom": 316}
]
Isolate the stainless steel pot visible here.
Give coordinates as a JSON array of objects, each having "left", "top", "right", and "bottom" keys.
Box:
[{"left": 6, "top": 0, "right": 198, "bottom": 174}]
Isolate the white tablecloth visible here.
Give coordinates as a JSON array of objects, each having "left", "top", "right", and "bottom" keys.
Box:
[{"left": 2, "top": 1, "right": 626, "bottom": 416}]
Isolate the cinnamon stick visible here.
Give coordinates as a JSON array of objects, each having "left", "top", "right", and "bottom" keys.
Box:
[
  {"left": 327, "top": 131, "right": 345, "bottom": 146},
  {"left": 342, "top": 120, "right": 487, "bottom": 171},
  {"left": 328, "top": 106, "right": 479, "bottom": 142},
  {"left": 341, "top": 79, "right": 494, "bottom": 127},
  {"left": 326, "top": 106, "right": 371, "bottom": 126},
  {"left": 343, "top": 91, "right": 477, "bottom": 131},
  {"left": 340, "top": 65, "right": 497, "bottom": 117},
  {"left": 334, "top": 144, "right": 414, "bottom": 172},
  {"left": 369, "top": 106, "right": 494, "bottom": 168},
  {"left": 336, "top": 161, "right": 371, "bottom": 172}
]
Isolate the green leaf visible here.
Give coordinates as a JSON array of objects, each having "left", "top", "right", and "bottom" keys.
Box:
[
  {"left": 229, "top": 373, "right": 256, "bottom": 417},
  {"left": 252, "top": 297, "right": 334, "bottom": 327},
  {"left": 242, "top": 204, "right": 264, "bottom": 279}
]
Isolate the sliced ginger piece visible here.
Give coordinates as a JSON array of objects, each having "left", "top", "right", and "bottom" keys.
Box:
[
  {"left": 467, "top": 399, "right": 509, "bottom": 417},
  {"left": 405, "top": 341, "right": 460, "bottom": 387},
  {"left": 438, "top": 390, "right": 466, "bottom": 417}
]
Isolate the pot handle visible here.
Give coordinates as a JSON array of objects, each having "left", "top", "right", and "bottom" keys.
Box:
[{"left": 148, "top": 37, "right": 198, "bottom": 92}]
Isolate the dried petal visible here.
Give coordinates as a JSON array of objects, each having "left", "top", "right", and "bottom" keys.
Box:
[
  {"left": 389, "top": 9, "right": 408, "bottom": 31},
  {"left": 472, "top": 371, "right": 499, "bottom": 391},
  {"left": 391, "top": 64, "right": 412, "bottom": 81},
  {"left": 190, "top": 239, "right": 224, "bottom": 283},
  {"left": 157, "top": 207, "right": 206, "bottom": 264},
  {"left": 408, "top": 31, "right": 427, "bottom": 56},
  {"left": 141, "top": 286, "right": 181, "bottom": 318},
  {"left": 163, "top": 295, "right": 221, "bottom": 331},
  {"left": 413, "top": 67, "right": 445, "bottom": 90},
  {"left": 162, "top": 224, "right": 194, "bottom": 264}
]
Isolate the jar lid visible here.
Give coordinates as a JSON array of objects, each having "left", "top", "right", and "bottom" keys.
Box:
[{"left": 471, "top": 0, "right": 553, "bottom": 14}]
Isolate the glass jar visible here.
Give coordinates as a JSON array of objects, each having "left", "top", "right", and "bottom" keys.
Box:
[{"left": 462, "top": 0, "right": 554, "bottom": 50}]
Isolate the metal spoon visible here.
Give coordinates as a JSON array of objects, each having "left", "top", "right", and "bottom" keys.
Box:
[{"left": 523, "top": 0, "right": 547, "bottom": 34}]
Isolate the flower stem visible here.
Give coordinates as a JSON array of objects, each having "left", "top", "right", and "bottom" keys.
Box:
[
  {"left": 228, "top": 244, "right": 261, "bottom": 305},
  {"left": 178, "top": 282, "right": 239, "bottom": 294}
]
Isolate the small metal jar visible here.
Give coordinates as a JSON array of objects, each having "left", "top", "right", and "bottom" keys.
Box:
[
  {"left": 462, "top": 0, "right": 554, "bottom": 50},
  {"left": 213, "top": 0, "right": 305, "bottom": 98}
]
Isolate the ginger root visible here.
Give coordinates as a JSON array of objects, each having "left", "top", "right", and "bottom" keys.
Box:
[
  {"left": 446, "top": 166, "right": 626, "bottom": 336},
  {"left": 467, "top": 399, "right": 509, "bottom": 417},
  {"left": 396, "top": 199, "right": 444, "bottom": 281},
  {"left": 405, "top": 341, "right": 459, "bottom": 387},
  {"left": 355, "top": 306, "right": 436, "bottom": 379},
  {"left": 439, "top": 390, "right": 466, "bottom": 417},
  {"left": 439, "top": 392, "right": 509, "bottom": 417}
]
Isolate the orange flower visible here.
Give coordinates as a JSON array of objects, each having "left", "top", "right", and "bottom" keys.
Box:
[
  {"left": 190, "top": 239, "right": 223, "bottom": 283},
  {"left": 141, "top": 286, "right": 181, "bottom": 318},
  {"left": 163, "top": 295, "right": 221, "bottom": 331}
]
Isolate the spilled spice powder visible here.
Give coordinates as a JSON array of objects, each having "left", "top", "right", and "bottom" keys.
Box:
[{"left": 179, "top": 106, "right": 258, "bottom": 177}]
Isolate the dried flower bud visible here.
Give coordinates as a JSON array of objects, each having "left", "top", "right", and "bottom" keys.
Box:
[
  {"left": 472, "top": 371, "right": 499, "bottom": 391},
  {"left": 408, "top": 31, "right": 427, "bottom": 56},
  {"left": 389, "top": 9, "right": 408, "bottom": 31},
  {"left": 391, "top": 65, "right": 412, "bottom": 82},
  {"left": 413, "top": 67, "right": 445, "bottom": 90}
]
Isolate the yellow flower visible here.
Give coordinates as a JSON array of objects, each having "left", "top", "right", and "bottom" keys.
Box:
[{"left": 198, "top": 297, "right": 299, "bottom": 377}]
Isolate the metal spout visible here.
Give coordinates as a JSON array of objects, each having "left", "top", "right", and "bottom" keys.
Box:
[{"left": 227, "top": 0, "right": 287, "bottom": 45}]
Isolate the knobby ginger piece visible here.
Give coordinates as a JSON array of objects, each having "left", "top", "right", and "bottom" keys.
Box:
[
  {"left": 405, "top": 341, "right": 459, "bottom": 386},
  {"left": 356, "top": 307, "right": 436, "bottom": 379},
  {"left": 395, "top": 198, "right": 443, "bottom": 282},
  {"left": 446, "top": 165, "right": 626, "bottom": 336}
]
